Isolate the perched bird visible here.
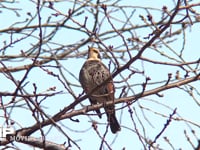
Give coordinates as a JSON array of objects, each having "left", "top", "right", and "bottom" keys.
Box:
[{"left": 79, "top": 47, "right": 121, "bottom": 133}]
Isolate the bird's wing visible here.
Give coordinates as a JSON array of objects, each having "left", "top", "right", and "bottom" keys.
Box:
[
  {"left": 79, "top": 59, "right": 120, "bottom": 133},
  {"left": 80, "top": 60, "right": 113, "bottom": 93}
]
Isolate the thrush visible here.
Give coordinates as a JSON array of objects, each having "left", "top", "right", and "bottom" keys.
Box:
[{"left": 79, "top": 47, "right": 121, "bottom": 133}]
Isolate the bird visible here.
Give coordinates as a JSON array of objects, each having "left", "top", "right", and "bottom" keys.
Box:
[{"left": 79, "top": 47, "right": 121, "bottom": 134}]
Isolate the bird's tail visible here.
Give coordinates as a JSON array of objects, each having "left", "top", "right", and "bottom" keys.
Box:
[{"left": 108, "top": 113, "right": 121, "bottom": 133}]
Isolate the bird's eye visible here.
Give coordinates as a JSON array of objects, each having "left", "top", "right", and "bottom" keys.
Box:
[{"left": 93, "top": 49, "right": 98, "bottom": 53}]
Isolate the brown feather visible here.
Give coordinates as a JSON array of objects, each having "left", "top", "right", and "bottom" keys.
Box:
[{"left": 79, "top": 48, "right": 121, "bottom": 133}]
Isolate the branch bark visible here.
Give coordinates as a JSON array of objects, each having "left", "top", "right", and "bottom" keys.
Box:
[{"left": 1, "top": 74, "right": 199, "bottom": 148}]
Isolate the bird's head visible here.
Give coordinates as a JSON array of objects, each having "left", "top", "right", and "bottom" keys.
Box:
[{"left": 87, "top": 47, "right": 101, "bottom": 61}]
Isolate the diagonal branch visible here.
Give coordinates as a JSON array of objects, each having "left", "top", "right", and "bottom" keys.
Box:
[
  {"left": 14, "top": 136, "right": 66, "bottom": 150},
  {"left": 112, "top": 0, "right": 181, "bottom": 78},
  {"left": 1, "top": 73, "right": 199, "bottom": 148}
]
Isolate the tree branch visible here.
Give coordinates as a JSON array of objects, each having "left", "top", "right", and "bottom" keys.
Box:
[{"left": 1, "top": 74, "right": 199, "bottom": 148}]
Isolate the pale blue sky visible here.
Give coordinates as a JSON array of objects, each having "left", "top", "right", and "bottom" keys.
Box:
[{"left": 0, "top": 0, "right": 200, "bottom": 149}]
